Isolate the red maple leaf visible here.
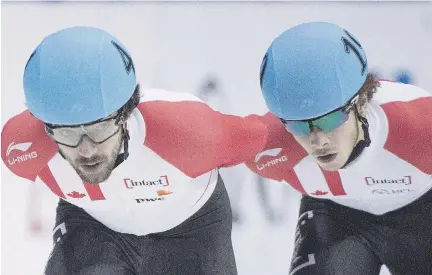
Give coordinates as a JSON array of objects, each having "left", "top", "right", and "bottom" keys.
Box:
[
  {"left": 311, "top": 190, "right": 328, "bottom": 196},
  {"left": 67, "top": 191, "right": 86, "bottom": 199}
]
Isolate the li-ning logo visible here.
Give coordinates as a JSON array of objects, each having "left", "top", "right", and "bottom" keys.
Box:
[
  {"left": 6, "top": 142, "right": 32, "bottom": 156},
  {"left": 364, "top": 176, "right": 412, "bottom": 186},
  {"left": 255, "top": 148, "right": 288, "bottom": 171},
  {"left": 255, "top": 148, "right": 283, "bottom": 162},
  {"left": 124, "top": 176, "right": 169, "bottom": 189},
  {"left": 6, "top": 142, "right": 38, "bottom": 165}
]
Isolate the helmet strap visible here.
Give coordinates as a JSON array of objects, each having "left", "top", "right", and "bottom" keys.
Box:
[
  {"left": 341, "top": 104, "right": 371, "bottom": 169},
  {"left": 113, "top": 124, "right": 130, "bottom": 169}
]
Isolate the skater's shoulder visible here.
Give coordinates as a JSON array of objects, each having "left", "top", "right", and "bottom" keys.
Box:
[
  {"left": 139, "top": 88, "right": 203, "bottom": 104},
  {"left": 373, "top": 80, "right": 430, "bottom": 105},
  {"left": 1, "top": 109, "right": 57, "bottom": 181}
]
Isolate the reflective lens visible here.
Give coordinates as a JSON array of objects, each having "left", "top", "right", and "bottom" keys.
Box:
[
  {"left": 282, "top": 109, "right": 350, "bottom": 136},
  {"left": 312, "top": 110, "right": 349, "bottom": 133},
  {"left": 281, "top": 94, "right": 358, "bottom": 136},
  {"left": 46, "top": 115, "right": 122, "bottom": 147},
  {"left": 283, "top": 121, "right": 311, "bottom": 136}
]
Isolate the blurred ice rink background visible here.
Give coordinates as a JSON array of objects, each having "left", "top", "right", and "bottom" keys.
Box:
[{"left": 2, "top": 1, "right": 431, "bottom": 274}]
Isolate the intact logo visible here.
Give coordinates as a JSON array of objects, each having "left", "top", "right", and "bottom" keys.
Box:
[
  {"left": 254, "top": 148, "right": 288, "bottom": 171},
  {"left": 364, "top": 176, "right": 412, "bottom": 186},
  {"left": 124, "top": 175, "right": 169, "bottom": 189},
  {"left": 6, "top": 142, "right": 38, "bottom": 165}
]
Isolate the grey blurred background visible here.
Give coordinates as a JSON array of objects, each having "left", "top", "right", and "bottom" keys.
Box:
[{"left": 2, "top": 1, "right": 431, "bottom": 274}]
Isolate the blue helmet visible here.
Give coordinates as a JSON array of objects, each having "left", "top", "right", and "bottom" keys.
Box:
[
  {"left": 260, "top": 22, "right": 368, "bottom": 120},
  {"left": 24, "top": 26, "right": 136, "bottom": 125}
]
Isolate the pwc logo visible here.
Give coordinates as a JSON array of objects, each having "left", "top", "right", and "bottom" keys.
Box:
[
  {"left": 135, "top": 187, "right": 173, "bottom": 203},
  {"left": 6, "top": 142, "right": 38, "bottom": 165},
  {"left": 254, "top": 148, "right": 288, "bottom": 171},
  {"left": 135, "top": 197, "right": 165, "bottom": 203}
]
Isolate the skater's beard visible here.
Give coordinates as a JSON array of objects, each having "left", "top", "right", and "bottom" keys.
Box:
[
  {"left": 73, "top": 153, "right": 118, "bottom": 184},
  {"left": 59, "top": 133, "right": 123, "bottom": 184}
]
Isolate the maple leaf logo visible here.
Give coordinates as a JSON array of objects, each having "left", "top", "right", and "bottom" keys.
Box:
[
  {"left": 67, "top": 191, "right": 86, "bottom": 199},
  {"left": 311, "top": 190, "right": 328, "bottom": 196}
]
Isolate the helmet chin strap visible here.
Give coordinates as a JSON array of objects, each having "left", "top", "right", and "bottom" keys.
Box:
[
  {"left": 113, "top": 125, "right": 130, "bottom": 169},
  {"left": 341, "top": 105, "right": 371, "bottom": 169}
]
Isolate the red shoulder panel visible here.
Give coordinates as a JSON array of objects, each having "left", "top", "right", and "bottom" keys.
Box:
[
  {"left": 382, "top": 97, "right": 432, "bottom": 174},
  {"left": 244, "top": 113, "right": 309, "bottom": 193},
  {"left": 1, "top": 110, "right": 58, "bottom": 181}
]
